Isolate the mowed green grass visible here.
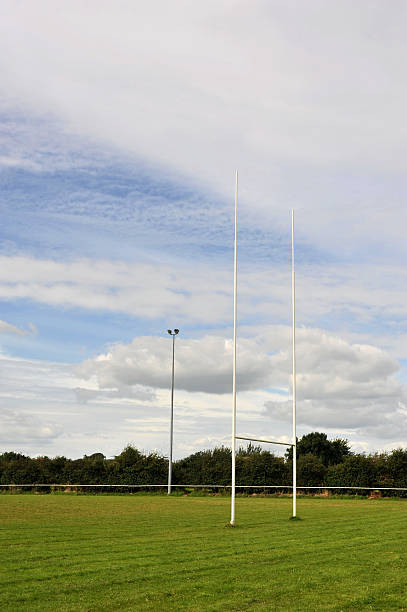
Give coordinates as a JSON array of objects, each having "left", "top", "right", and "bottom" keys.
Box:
[{"left": 0, "top": 495, "right": 406, "bottom": 611}]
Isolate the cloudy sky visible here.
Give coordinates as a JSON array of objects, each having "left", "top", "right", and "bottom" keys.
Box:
[{"left": 1, "top": 1, "right": 407, "bottom": 461}]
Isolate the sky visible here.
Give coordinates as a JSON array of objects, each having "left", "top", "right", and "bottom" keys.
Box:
[{"left": 0, "top": 0, "right": 407, "bottom": 460}]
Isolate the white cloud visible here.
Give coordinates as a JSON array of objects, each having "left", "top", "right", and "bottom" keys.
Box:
[
  {"left": 77, "top": 335, "right": 271, "bottom": 394},
  {"left": 0, "top": 325, "right": 406, "bottom": 460},
  {"left": 1, "top": 1, "right": 407, "bottom": 258},
  {"left": 1, "top": 408, "right": 62, "bottom": 445},
  {"left": 0, "top": 319, "right": 35, "bottom": 336},
  {"left": 263, "top": 328, "right": 407, "bottom": 439},
  {"left": 77, "top": 326, "right": 407, "bottom": 445},
  {"left": 0, "top": 255, "right": 406, "bottom": 353},
  {"left": 74, "top": 385, "right": 156, "bottom": 404},
  {"left": 0, "top": 155, "right": 41, "bottom": 171},
  {"left": 0, "top": 255, "right": 232, "bottom": 324},
  {"left": 2, "top": 1, "right": 407, "bottom": 171},
  {"left": 0, "top": 353, "right": 165, "bottom": 458}
]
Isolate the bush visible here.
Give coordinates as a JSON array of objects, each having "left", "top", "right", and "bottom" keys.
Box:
[
  {"left": 174, "top": 447, "right": 231, "bottom": 486},
  {"left": 1, "top": 436, "right": 407, "bottom": 495},
  {"left": 297, "top": 454, "right": 327, "bottom": 487},
  {"left": 326, "top": 454, "right": 378, "bottom": 488},
  {"left": 236, "top": 445, "right": 288, "bottom": 487}
]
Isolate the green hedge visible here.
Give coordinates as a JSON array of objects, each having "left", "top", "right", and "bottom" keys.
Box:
[{"left": 1, "top": 433, "right": 406, "bottom": 494}]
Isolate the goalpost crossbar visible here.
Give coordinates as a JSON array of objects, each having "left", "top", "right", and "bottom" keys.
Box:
[{"left": 236, "top": 435, "right": 295, "bottom": 447}]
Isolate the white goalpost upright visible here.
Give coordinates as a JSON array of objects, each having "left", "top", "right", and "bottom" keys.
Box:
[
  {"left": 230, "top": 169, "right": 238, "bottom": 526},
  {"left": 229, "top": 177, "right": 297, "bottom": 525},
  {"left": 291, "top": 209, "right": 297, "bottom": 518}
]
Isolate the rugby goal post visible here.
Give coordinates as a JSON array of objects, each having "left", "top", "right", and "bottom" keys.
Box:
[{"left": 230, "top": 175, "right": 297, "bottom": 524}]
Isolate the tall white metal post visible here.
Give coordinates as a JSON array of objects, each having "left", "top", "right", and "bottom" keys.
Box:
[
  {"left": 230, "top": 170, "right": 238, "bottom": 526},
  {"left": 291, "top": 210, "right": 297, "bottom": 517},
  {"left": 167, "top": 328, "right": 179, "bottom": 495}
]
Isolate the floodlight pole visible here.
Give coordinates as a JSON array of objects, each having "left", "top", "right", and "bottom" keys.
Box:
[
  {"left": 291, "top": 210, "right": 297, "bottom": 517},
  {"left": 230, "top": 170, "right": 238, "bottom": 526},
  {"left": 167, "top": 328, "right": 179, "bottom": 495}
]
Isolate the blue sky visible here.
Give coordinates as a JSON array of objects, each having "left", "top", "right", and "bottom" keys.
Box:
[{"left": 0, "top": 1, "right": 406, "bottom": 459}]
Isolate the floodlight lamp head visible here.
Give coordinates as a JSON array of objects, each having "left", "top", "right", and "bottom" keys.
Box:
[
  {"left": 167, "top": 330, "right": 172, "bottom": 335},
  {"left": 174, "top": 329, "right": 179, "bottom": 335}
]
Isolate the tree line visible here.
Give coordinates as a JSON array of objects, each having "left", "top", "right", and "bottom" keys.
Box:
[{"left": 1, "top": 432, "right": 406, "bottom": 494}]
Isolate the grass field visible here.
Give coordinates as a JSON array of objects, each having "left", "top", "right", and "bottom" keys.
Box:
[{"left": 1, "top": 494, "right": 406, "bottom": 611}]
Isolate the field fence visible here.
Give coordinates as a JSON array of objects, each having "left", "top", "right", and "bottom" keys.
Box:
[{"left": 2, "top": 483, "right": 407, "bottom": 495}]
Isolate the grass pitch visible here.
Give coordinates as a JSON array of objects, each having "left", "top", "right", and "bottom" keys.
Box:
[{"left": 1, "top": 494, "right": 406, "bottom": 611}]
